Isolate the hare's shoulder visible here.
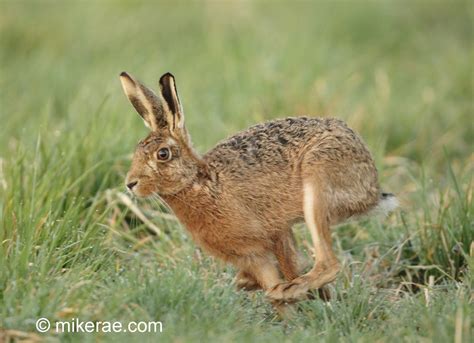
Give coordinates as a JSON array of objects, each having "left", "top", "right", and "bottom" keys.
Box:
[{"left": 204, "top": 117, "right": 348, "bottom": 174}]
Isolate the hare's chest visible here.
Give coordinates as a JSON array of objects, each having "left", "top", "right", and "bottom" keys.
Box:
[
  {"left": 166, "top": 199, "right": 229, "bottom": 250},
  {"left": 183, "top": 214, "right": 229, "bottom": 249}
]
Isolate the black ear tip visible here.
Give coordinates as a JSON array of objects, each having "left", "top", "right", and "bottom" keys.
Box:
[
  {"left": 120, "top": 71, "right": 131, "bottom": 79},
  {"left": 160, "top": 72, "right": 175, "bottom": 82}
]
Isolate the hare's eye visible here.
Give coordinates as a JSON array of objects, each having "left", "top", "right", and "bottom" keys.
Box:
[{"left": 157, "top": 147, "right": 171, "bottom": 161}]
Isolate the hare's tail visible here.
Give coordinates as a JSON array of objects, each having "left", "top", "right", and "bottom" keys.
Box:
[
  {"left": 345, "top": 192, "right": 398, "bottom": 223},
  {"left": 371, "top": 192, "right": 399, "bottom": 217}
]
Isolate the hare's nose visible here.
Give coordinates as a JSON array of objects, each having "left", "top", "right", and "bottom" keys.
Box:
[{"left": 126, "top": 180, "right": 138, "bottom": 190}]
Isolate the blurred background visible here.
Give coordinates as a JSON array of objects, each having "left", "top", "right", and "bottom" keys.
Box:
[
  {"left": 2, "top": 1, "right": 472, "bottom": 159},
  {"left": 0, "top": 1, "right": 472, "bottom": 341}
]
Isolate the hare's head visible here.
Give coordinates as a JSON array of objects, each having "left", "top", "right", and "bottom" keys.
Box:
[{"left": 120, "top": 72, "right": 202, "bottom": 197}]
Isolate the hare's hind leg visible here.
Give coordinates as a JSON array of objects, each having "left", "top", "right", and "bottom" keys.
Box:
[
  {"left": 273, "top": 229, "right": 333, "bottom": 301},
  {"left": 268, "top": 180, "right": 340, "bottom": 302}
]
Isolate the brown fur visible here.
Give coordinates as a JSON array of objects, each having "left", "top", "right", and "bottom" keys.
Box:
[{"left": 120, "top": 72, "right": 396, "bottom": 308}]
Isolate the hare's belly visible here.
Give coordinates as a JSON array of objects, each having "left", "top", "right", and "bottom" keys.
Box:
[
  {"left": 193, "top": 230, "right": 271, "bottom": 263},
  {"left": 188, "top": 215, "right": 275, "bottom": 261}
]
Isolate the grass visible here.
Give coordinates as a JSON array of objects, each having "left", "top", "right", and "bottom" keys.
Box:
[{"left": 0, "top": 0, "right": 472, "bottom": 342}]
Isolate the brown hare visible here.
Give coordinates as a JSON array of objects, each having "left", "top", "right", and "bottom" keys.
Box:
[{"left": 119, "top": 71, "right": 398, "bottom": 308}]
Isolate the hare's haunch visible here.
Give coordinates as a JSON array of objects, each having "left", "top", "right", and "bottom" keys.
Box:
[{"left": 120, "top": 72, "right": 398, "bottom": 309}]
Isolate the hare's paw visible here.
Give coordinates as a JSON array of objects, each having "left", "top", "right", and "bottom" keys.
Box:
[
  {"left": 266, "top": 275, "right": 310, "bottom": 302},
  {"left": 308, "top": 261, "right": 341, "bottom": 290},
  {"left": 317, "top": 286, "right": 332, "bottom": 302},
  {"left": 267, "top": 262, "right": 340, "bottom": 302}
]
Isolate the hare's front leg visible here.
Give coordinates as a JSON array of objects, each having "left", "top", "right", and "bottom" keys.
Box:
[
  {"left": 268, "top": 180, "right": 340, "bottom": 302},
  {"left": 274, "top": 230, "right": 300, "bottom": 281},
  {"left": 234, "top": 252, "right": 289, "bottom": 292},
  {"left": 243, "top": 256, "right": 295, "bottom": 316},
  {"left": 235, "top": 270, "right": 261, "bottom": 291}
]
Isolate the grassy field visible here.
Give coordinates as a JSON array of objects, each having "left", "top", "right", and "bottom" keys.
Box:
[{"left": 0, "top": 1, "right": 472, "bottom": 342}]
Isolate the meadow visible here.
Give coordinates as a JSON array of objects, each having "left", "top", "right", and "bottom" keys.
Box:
[{"left": 0, "top": 1, "right": 472, "bottom": 342}]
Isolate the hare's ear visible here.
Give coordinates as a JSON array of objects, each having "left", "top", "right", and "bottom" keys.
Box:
[
  {"left": 120, "top": 72, "right": 169, "bottom": 131},
  {"left": 158, "top": 73, "right": 185, "bottom": 131}
]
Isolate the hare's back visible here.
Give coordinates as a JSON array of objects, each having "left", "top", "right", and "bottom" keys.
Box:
[{"left": 205, "top": 117, "right": 365, "bottom": 177}]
